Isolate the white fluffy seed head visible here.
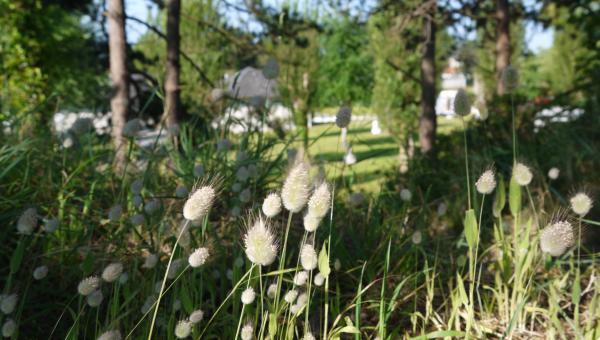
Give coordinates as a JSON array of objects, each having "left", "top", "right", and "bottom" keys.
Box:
[
  {"left": 540, "top": 220, "right": 575, "bottom": 257},
  {"left": 411, "top": 230, "right": 423, "bottom": 245},
  {"left": 86, "top": 290, "right": 103, "bottom": 307},
  {"left": 0, "top": 294, "right": 18, "bottom": 314},
  {"left": 33, "top": 265, "right": 48, "bottom": 280},
  {"left": 240, "top": 323, "right": 254, "bottom": 340},
  {"left": 400, "top": 189, "right": 412, "bottom": 202},
  {"left": 267, "top": 283, "right": 277, "bottom": 299},
  {"left": 44, "top": 218, "right": 59, "bottom": 233},
  {"left": 2, "top": 319, "right": 16, "bottom": 337},
  {"left": 307, "top": 182, "right": 331, "bottom": 219},
  {"left": 303, "top": 332, "right": 316, "bottom": 340},
  {"left": 188, "top": 247, "right": 210, "bottom": 268},
  {"left": 281, "top": 161, "right": 311, "bottom": 213},
  {"left": 108, "top": 205, "right": 123, "bottom": 222},
  {"left": 97, "top": 329, "right": 122, "bottom": 340},
  {"left": 174, "top": 320, "right": 192, "bottom": 339},
  {"left": 78, "top": 276, "right": 101, "bottom": 296},
  {"left": 102, "top": 262, "right": 124, "bottom": 283},
  {"left": 244, "top": 217, "right": 278, "bottom": 266},
  {"left": 142, "top": 253, "right": 159, "bottom": 269},
  {"left": 129, "top": 213, "right": 145, "bottom": 226},
  {"left": 476, "top": 169, "right": 497, "bottom": 194},
  {"left": 300, "top": 244, "right": 318, "bottom": 271},
  {"left": 570, "top": 193, "right": 593, "bottom": 216},
  {"left": 293, "top": 271, "right": 309, "bottom": 286},
  {"left": 262, "top": 193, "right": 282, "bottom": 218},
  {"left": 548, "top": 167, "right": 560, "bottom": 180},
  {"left": 303, "top": 214, "right": 321, "bottom": 233},
  {"left": 314, "top": 273, "right": 325, "bottom": 286},
  {"left": 453, "top": 89, "right": 471, "bottom": 116},
  {"left": 501, "top": 65, "right": 519, "bottom": 93},
  {"left": 17, "top": 208, "right": 37, "bottom": 235},
  {"left": 513, "top": 163, "right": 533, "bottom": 186},
  {"left": 336, "top": 106, "right": 352, "bottom": 128},
  {"left": 348, "top": 192, "right": 365, "bottom": 207},
  {"left": 241, "top": 287, "right": 256, "bottom": 305},
  {"left": 284, "top": 290, "right": 298, "bottom": 303},
  {"left": 189, "top": 309, "right": 204, "bottom": 324},
  {"left": 183, "top": 185, "right": 216, "bottom": 221},
  {"left": 296, "top": 292, "right": 308, "bottom": 307},
  {"left": 437, "top": 202, "right": 447, "bottom": 216}
]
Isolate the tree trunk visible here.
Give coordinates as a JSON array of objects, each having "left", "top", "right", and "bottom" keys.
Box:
[
  {"left": 108, "top": 0, "right": 129, "bottom": 170},
  {"left": 495, "top": 0, "right": 510, "bottom": 95},
  {"left": 419, "top": 1, "right": 437, "bottom": 157},
  {"left": 165, "top": 0, "right": 182, "bottom": 129}
]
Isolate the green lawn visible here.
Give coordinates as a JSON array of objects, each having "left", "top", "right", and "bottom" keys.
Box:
[{"left": 294, "top": 116, "right": 466, "bottom": 192}]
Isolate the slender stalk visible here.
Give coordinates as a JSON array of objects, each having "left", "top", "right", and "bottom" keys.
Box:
[
  {"left": 235, "top": 264, "right": 255, "bottom": 340},
  {"left": 511, "top": 94, "right": 516, "bottom": 164},
  {"left": 147, "top": 220, "right": 189, "bottom": 340},
  {"left": 461, "top": 117, "right": 471, "bottom": 209},
  {"left": 275, "top": 211, "right": 294, "bottom": 313}
]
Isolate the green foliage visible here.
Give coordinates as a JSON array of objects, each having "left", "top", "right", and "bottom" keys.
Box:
[{"left": 315, "top": 18, "right": 374, "bottom": 107}]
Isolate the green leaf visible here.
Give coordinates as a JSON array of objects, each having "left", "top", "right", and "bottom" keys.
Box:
[
  {"left": 318, "top": 241, "right": 331, "bottom": 278},
  {"left": 268, "top": 313, "right": 277, "bottom": 339},
  {"left": 10, "top": 238, "right": 26, "bottom": 275},
  {"left": 509, "top": 175, "right": 521, "bottom": 216},
  {"left": 456, "top": 273, "right": 468, "bottom": 307},
  {"left": 463, "top": 209, "right": 478, "bottom": 249},
  {"left": 572, "top": 270, "right": 581, "bottom": 305},
  {"left": 493, "top": 175, "right": 506, "bottom": 218}
]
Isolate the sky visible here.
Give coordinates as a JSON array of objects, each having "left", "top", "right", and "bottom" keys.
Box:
[{"left": 125, "top": 0, "right": 554, "bottom": 53}]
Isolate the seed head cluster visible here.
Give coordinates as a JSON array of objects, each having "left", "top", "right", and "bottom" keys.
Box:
[
  {"left": 188, "top": 247, "right": 210, "bottom": 268},
  {"left": 243, "top": 217, "right": 278, "bottom": 266},
  {"left": 475, "top": 169, "right": 497, "bottom": 194},
  {"left": 281, "top": 161, "right": 311, "bottom": 213},
  {"left": 183, "top": 185, "right": 216, "bottom": 221},
  {"left": 453, "top": 89, "right": 471, "bottom": 116},
  {"left": 540, "top": 220, "right": 575, "bottom": 257},
  {"left": 513, "top": 163, "right": 533, "bottom": 186},
  {"left": 570, "top": 192, "right": 593, "bottom": 216}
]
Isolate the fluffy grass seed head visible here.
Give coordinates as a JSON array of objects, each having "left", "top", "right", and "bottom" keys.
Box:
[
  {"left": 303, "top": 332, "right": 316, "bottom": 340},
  {"left": 284, "top": 290, "right": 298, "bottom": 304},
  {"left": 108, "top": 205, "right": 123, "bottom": 222},
  {"left": 476, "top": 169, "right": 497, "bottom": 194},
  {"left": 86, "top": 290, "right": 103, "bottom": 307},
  {"left": 300, "top": 244, "right": 318, "bottom": 271},
  {"left": 193, "top": 164, "right": 204, "bottom": 177},
  {"left": 102, "top": 262, "right": 123, "bottom": 283},
  {"left": 188, "top": 247, "right": 209, "bottom": 268},
  {"left": 241, "top": 287, "right": 256, "bottom": 305},
  {"left": 167, "top": 259, "right": 184, "bottom": 279},
  {"left": 303, "top": 214, "right": 321, "bottom": 232},
  {"left": 132, "top": 195, "right": 143, "bottom": 208},
  {"left": 281, "top": 160, "right": 311, "bottom": 212},
  {"left": 189, "top": 309, "right": 204, "bottom": 324},
  {"left": 130, "top": 179, "right": 143, "bottom": 195},
  {"left": 240, "top": 323, "right": 254, "bottom": 340},
  {"left": 17, "top": 207, "right": 37, "bottom": 235},
  {"left": 33, "top": 265, "right": 48, "bottom": 280},
  {"left": 314, "top": 272, "right": 325, "bottom": 286},
  {"left": 0, "top": 294, "right": 18, "bottom": 314},
  {"left": 570, "top": 192, "right": 593, "bottom": 216},
  {"left": 262, "top": 193, "right": 282, "bottom": 218},
  {"left": 243, "top": 217, "right": 278, "bottom": 266},
  {"left": 144, "top": 199, "right": 161, "bottom": 214},
  {"left": 174, "top": 320, "right": 192, "bottom": 339},
  {"left": 44, "top": 218, "right": 59, "bottom": 233},
  {"left": 540, "top": 220, "right": 575, "bottom": 257},
  {"left": 2, "top": 319, "right": 16, "bottom": 337},
  {"left": 142, "top": 253, "right": 159, "bottom": 269},
  {"left": 293, "top": 271, "right": 309, "bottom": 286},
  {"left": 267, "top": 283, "right": 277, "bottom": 299},
  {"left": 400, "top": 189, "right": 412, "bottom": 202},
  {"left": 97, "top": 330, "right": 122, "bottom": 340},
  {"left": 501, "top": 65, "right": 519, "bottom": 93},
  {"left": 548, "top": 167, "right": 560, "bottom": 180},
  {"left": 453, "top": 89, "right": 471, "bottom": 116},
  {"left": 307, "top": 182, "right": 331, "bottom": 219},
  {"left": 513, "top": 163, "right": 533, "bottom": 186},
  {"left": 336, "top": 105, "right": 352, "bottom": 128},
  {"left": 183, "top": 185, "right": 216, "bottom": 221},
  {"left": 78, "top": 276, "right": 101, "bottom": 296},
  {"left": 411, "top": 230, "right": 423, "bottom": 245},
  {"left": 129, "top": 213, "right": 145, "bottom": 226}
]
